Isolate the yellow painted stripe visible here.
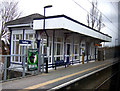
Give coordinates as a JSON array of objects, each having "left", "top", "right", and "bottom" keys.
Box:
[{"left": 24, "top": 62, "right": 109, "bottom": 90}]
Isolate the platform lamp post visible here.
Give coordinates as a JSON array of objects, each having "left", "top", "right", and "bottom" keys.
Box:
[{"left": 43, "top": 5, "right": 52, "bottom": 73}]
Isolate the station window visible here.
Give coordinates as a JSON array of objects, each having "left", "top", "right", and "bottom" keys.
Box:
[
  {"left": 54, "top": 37, "right": 63, "bottom": 61},
  {"left": 12, "top": 34, "right": 22, "bottom": 62},
  {"left": 43, "top": 43, "right": 47, "bottom": 55},
  {"left": 12, "top": 33, "right": 36, "bottom": 63},
  {"left": 74, "top": 44, "right": 79, "bottom": 60}
]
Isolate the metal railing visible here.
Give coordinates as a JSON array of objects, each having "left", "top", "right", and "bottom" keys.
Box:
[
  {"left": 0, "top": 54, "right": 26, "bottom": 81},
  {"left": 0, "top": 54, "right": 47, "bottom": 82},
  {"left": 0, "top": 54, "right": 98, "bottom": 82}
]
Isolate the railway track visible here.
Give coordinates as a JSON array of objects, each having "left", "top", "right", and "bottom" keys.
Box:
[{"left": 57, "top": 60, "right": 120, "bottom": 91}]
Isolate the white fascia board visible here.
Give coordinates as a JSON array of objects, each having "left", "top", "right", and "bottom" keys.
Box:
[
  {"left": 7, "top": 23, "right": 32, "bottom": 28},
  {"left": 33, "top": 17, "right": 111, "bottom": 42}
]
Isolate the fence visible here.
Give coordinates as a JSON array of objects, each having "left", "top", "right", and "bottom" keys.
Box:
[
  {"left": 0, "top": 54, "right": 46, "bottom": 82},
  {"left": 0, "top": 53, "right": 98, "bottom": 82},
  {"left": 0, "top": 55, "right": 26, "bottom": 82},
  {"left": 98, "top": 46, "right": 120, "bottom": 61}
]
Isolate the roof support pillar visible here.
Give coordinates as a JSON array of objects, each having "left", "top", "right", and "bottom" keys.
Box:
[
  {"left": 63, "top": 36, "right": 65, "bottom": 62},
  {"left": 79, "top": 38, "right": 81, "bottom": 63},
  {"left": 71, "top": 34, "right": 74, "bottom": 65},
  {"left": 52, "top": 30, "right": 55, "bottom": 67}
]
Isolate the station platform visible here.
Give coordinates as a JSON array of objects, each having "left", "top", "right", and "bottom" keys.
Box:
[{"left": 1, "top": 58, "right": 120, "bottom": 90}]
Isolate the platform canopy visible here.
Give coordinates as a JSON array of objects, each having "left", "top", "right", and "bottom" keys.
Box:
[{"left": 33, "top": 15, "right": 111, "bottom": 42}]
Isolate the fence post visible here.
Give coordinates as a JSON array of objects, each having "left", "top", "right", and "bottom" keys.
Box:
[
  {"left": 22, "top": 55, "right": 25, "bottom": 77},
  {"left": 4, "top": 56, "right": 7, "bottom": 81},
  {"left": 42, "top": 55, "right": 44, "bottom": 73},
  {"left": 38, "top": 54, "right": 41, "bottom": 73}
]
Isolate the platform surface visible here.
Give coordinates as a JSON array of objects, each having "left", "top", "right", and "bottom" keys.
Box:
[{"left": 1, "top": 58, "right": 119, "bottom": 90}]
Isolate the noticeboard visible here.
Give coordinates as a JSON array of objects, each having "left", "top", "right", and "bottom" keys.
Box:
[{"left": 27, "top": 49, "right": 38, "bottom": 71}]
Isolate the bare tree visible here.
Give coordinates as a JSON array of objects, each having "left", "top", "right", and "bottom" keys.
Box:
[
  {"left": 0, "top": 0, "right": 21, "bottom": 54},
  {"left": 87, "top": 0, "right": 103, "bottom": 31},
  {"left": 96, "top": 12, "right": 102, "bottom": 31}
]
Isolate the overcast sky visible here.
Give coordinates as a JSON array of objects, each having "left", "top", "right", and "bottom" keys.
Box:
[
  {"left": 17, "top": 0, "right": 118, "bottom": 25},
  {"left": 17, "top": 0, "right": 119, "bottom": 46},
  {"left": 1, "top": 0, "right": 119, "bottom": 46},
  {"left": 18, "top": 0, "right": 92, "bottom": 24}
]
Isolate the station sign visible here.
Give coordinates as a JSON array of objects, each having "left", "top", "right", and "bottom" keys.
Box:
[
  {"left": 19, "top": 40, "right": 31, "bottom": 46},
  {"left": 27, "top": 49, "right": 38, "bottom": 71}
]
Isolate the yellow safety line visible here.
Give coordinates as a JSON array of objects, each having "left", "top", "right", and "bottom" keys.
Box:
[{"left": 23, "top": 62, "right": 109, "bottom": 90}]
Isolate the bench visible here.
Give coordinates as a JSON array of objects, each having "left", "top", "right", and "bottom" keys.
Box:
[{"left": 54, "top": 60, "right": 66, "bottom": 70}]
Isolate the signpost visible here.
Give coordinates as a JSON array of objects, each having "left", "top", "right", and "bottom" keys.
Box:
[{"left": 27, "top": 49, "right": 38, "bottom": 71}]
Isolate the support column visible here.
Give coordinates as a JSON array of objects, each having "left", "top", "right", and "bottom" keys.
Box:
[
  {"left": 79, "top": 39, "right": 81, "bottom": 63},
  {"left": 38, "top": 40, "right": 41, "bottom": 72},
  {"left": 86, "top": 42, "right": 89, "bottom": 63},
  {"left": 72, "top": 34, "right": 74, "bottom": 65},
  {"left": 95, "top": 46, "right": 96, "bottom": 61},
  {"left": 37, "top": 33, "right": 41, "bottom": 72},
  {"left": 22, "top": 29, "right": 25, "bottom": 66},
  {"left": 52, "top": 30, "right": 55, "bottom": 67},
  {"left": 36, "top": 31, "right": 41, "bottom": 55},
  {"left": 63, "top": 37, "right": 65, "bottom": 62},
  {"left": 10, "top": 29, "right": 12, "bottom": 65}
]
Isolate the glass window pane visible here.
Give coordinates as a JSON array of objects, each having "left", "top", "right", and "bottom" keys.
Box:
[
  {"left": 67, "top": 39, "right": 70, "bottom": 43},
  {"left": 57, "top": 38, "right": 61, "bottom": 42},
  {"left": 49, "top": 58, "right": 51, "bottom": 63},
  {"left": 43, "top": 43, "right": 47, "bottom": 55},
  {"left": 29, "top": 45, "right": 32, "bottom": 49},
  {"left": 16, "top": 34, "right": 19, "bottom": 40},
  {"left": 60, "top": 44, "right": 63, "bottom": 55},
  {"left": 54, "top": 43, "right": 56, "bottom": 55},
  {"left": 13, "top": 35, "right": 15, "bottom": 40},
  {"left": 15, "top": 56, "right": 18, "bottom": 62},
  {"left": 24, "top": 47, "right": 27, "bottom": 55},
  {"left": 16, "top": 41, "right": 19, "bottom": 54},
  {"left": 13, "top": 41, "right": 15, "bottom": 54},
  {"left": 75, "top": 56, "right": 77, "bottom": 59},
  {"left": 49, "top": 43, "right": 51, "bottom": 55},
  {"left": 34, "top": 42, "right": 37, "bottom": 49},
  {"left": 75, "top": 45, "right": 78, "bottom": 54},
  {"left": 57, "top": 44, "right": 60, "bottom": 55},
  {"left": 19, "top": 34, "right": 22, "bottom": 40},
  {"left": 26, "top": 34, "right": 29, "bottom": 40},
  {"left": 29, "top": 34, "right": 33, "bottom": 40}
]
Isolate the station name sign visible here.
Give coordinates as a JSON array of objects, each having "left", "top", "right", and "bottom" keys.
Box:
[{"left": 19, "top": 40, "right": 31, "bottom": 46}]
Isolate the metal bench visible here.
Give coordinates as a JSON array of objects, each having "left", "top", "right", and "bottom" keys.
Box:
[{"left": 54, "top": 60, "right": 66, "bottom": 70}]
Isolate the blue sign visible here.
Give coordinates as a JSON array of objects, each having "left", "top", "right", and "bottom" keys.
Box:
[{"left": 19, "top": 40, "right": 31, "bottom": 46}]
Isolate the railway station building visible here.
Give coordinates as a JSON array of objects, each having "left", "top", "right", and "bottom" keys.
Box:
[{"left": 6, "top": 13, "right": 111, "bottom": 67}]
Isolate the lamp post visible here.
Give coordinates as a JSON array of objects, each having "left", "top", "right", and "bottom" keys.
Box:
[{"left": 43, "top": 5, "right": 52, "bottom": 73}]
